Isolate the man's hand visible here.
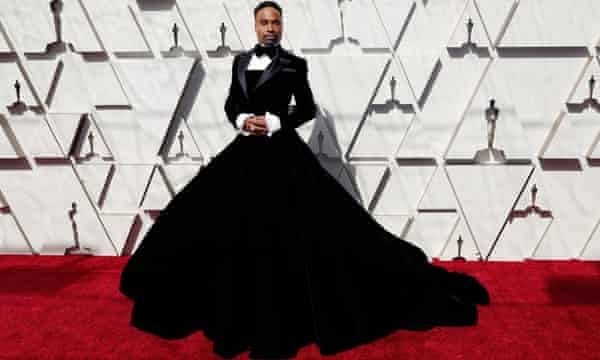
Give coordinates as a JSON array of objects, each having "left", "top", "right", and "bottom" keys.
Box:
[{"left": 243, "top": 115, "right": 269, "bottom": 136}]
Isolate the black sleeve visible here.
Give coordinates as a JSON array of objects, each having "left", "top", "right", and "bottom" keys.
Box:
[
  {"left": 224, "top": 55, "right": 241, "bottom": 129},
  {"left": 283, "top": 58, "right": 317, "bottom": 130}
]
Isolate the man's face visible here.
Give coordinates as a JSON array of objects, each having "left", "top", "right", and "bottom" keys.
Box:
[{"left": 255, "top": 6, "right": 282, "bottom": 46}]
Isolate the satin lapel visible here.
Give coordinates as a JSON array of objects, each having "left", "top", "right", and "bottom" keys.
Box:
[
  {"left": 254, "top": 53, "right": 290, "bottom": 91},
  {"left": 237, "top": 52, "right": 252, "bottom": 100}
]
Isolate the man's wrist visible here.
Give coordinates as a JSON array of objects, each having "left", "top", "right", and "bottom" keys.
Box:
[
  {"left": 265, "top": 111, "right": 281, "bottom": 136},
  {"left": 236, "top": 113, "right": 253, "bottom": 136}
]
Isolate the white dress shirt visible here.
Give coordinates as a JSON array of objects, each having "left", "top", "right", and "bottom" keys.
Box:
[{"left": 235, "top": 52, "right": 282, "bottom": 137}]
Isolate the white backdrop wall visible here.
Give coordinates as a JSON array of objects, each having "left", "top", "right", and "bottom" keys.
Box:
[{"left": 1, "top": 0, "right": 600, "bottom": 260}]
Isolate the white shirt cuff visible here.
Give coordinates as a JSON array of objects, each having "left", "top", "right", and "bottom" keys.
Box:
[
  {"left": 265, "top": 111, "right": 281, "bottom": 137},
  {"left": 235, "top": 113, "right": 253, "bottom": 136}
]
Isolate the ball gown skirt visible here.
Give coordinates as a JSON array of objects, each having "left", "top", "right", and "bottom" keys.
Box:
[{"left": 119, "top": 128, "right": 490, "bottom": 359}]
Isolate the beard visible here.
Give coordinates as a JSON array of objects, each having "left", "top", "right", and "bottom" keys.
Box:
[{"left": 260, "top": 36, "right": 281, "bottom": 47}]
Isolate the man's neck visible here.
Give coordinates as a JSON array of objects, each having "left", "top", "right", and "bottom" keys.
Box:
[{"left": 259, "top": 40, "right": 280, "bottom": 47}]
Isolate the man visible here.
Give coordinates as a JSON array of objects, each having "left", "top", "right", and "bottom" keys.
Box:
[{"left": 224, "top": 1, "right": 317, "bottom": 137}]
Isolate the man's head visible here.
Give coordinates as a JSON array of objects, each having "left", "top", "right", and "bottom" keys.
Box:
[{"left": 254, "top": 1, "right": 282, "bottom": 46}]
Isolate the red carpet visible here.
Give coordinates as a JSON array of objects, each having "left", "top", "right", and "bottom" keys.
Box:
[{"left": 1, "top": 255, "right": 599, "bottom": 359}]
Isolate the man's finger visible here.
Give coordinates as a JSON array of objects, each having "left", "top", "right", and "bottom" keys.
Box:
[
  {"left": 244, "top": 120, "right": 265, "bottom": 130},
  {"left": 252, "top": 116, "right": 267, "bottom": 125},
  {"left": 248, "top": 118, "right": 267, "bottom": 127},
  {"left": 253, "top": 127, "right": 269, "bottom": 136},
  {"left": 247, "top": 122, "right": 268, "bottom": 131}
]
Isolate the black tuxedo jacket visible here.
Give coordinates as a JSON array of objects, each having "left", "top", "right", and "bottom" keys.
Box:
[{"left": 224, "top": 46, "right": 317, "bottom": 132}]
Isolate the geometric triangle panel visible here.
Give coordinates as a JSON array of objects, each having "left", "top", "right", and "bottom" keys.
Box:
[
  {"left": 80, "top": 0, "right": 150, "bottom": 54},
  {"left": 406, "top": 211, "right": 459, "bottom": 260},
  {"left": 25, "top": 53, "right": 93, "bottom": 113},
  {"left": 0, "top": 209, "right": 33, "bottom": 254},
  {"left": 492, "top": 168, "right": 553, "bottom": 260},
  {"left": 1, "top": 0, "right": 100, "bottom": 53},
  {"left": 499, "top": 0, "right": 600, "bottom": 47},
  {"left": 438, "top": 217, "right": 482, "bottom": 261},
  {"left": 139, "top": 166, "right": 173, "bottom": 211},
  {"left": 397, "top": 53, "right": 490, "bottom": 158},
  {"left": 2, "top": 113, "right": 63, "bottom": 159},
  {"left": 475, "top": 0, "right": 518, "bottom": 46},
  {"left": 307, "top": 55, "right": 389, "bottom": 156},
  {"left": 177, "top": 0, "right": 246, "bottom": 52},
  {"left": 93, "top": 109, "right": 169, "bottom": 164},
  {"left": 0, "top": 60, "right": 37, "bottom": 110},
  {"left": 446, "top": 164, "right": 533, "bottom": 259},
  {"left": 286, "top": 0, "right": 342, "bottom": 50},
  {"left": 371, "top": 163, "right": 437, "bottom": 215},
  {"left": 100, "top": 213, "right": 140, "bottom": 256},
  {"left": 475, "top": 57, "right": 585, "bottom": 157},
  {"left": 343, "top": 0, "right": 395, "bottom": 50},
  {"left": 530, "top": 166, "right": 600, "bottom": 259},
  {"left": 371, "top": 0, "right": 416, "bottom": 49},
  {"left": 542, "top": 111, "right": 600, "bottom": 159},
  {"left": 580, "top": 218, "right": 600, "bottom": 260},
  {"left": 134, "top": 1, "right": 196, "bottom": 57},
  {"left": 447, "top": 0, "right": 492, "bottom": 50},
  {"left": 0, "top": 166, "right": 116, "bottom": 255},
  {"left": 100, "top": 165, "right": 154, "bottom": 212}
]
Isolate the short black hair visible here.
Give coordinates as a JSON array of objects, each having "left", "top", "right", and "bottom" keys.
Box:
[{"left": 254, "top": 1, "right": 282, "bottom": 18}]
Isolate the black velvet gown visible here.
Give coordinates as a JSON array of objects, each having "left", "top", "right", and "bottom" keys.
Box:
[{"left": 119, "top": 69, "right": 490, "bottom": 359}]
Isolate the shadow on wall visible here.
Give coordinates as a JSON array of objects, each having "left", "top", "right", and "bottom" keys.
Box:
[
  {"left": 305, "top": 105, "right": 365, "bottom": 207},
  {"left": 136, "top": 0, "right": 176, "bottom": 11}
]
